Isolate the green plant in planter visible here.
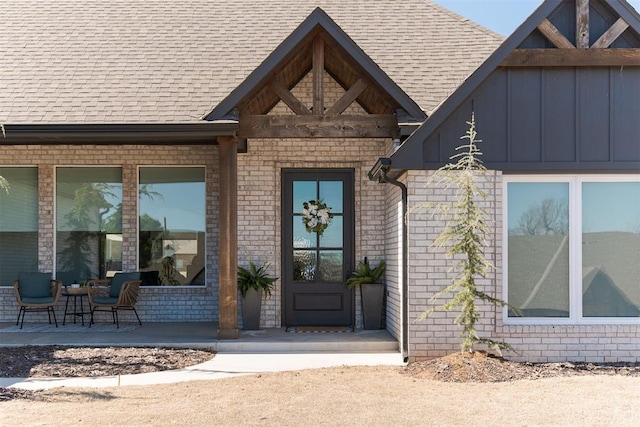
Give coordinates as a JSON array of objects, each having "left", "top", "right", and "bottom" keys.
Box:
[
  {"left": 238, "top": 261, "right": 278, "bottom": 298},
  {"left": 347, "top": 257, "right": 386, "bottom": 330},
  {"left": 347, "top": 257, "right": 385, "bottom": 288}
]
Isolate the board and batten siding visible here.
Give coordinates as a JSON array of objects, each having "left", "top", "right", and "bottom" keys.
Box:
[{"left": 421, "top": 66, "right": 640, "bottom": 172}]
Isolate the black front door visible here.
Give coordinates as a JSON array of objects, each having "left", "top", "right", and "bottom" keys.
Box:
[{"left": 282, "top": 169, "right": 354, "bottom": 326}]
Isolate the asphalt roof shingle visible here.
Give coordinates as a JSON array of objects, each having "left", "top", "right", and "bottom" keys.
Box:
[{"left": 0, "top": 0, "right": 504, "bottom": 124}]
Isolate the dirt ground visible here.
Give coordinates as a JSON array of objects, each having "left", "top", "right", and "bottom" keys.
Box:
[
  {"left": 0, "top": 346, "right": 215, "bottom": 379},
  {"left": 2, "top": 348, "right": 640, "bottom": 425}
]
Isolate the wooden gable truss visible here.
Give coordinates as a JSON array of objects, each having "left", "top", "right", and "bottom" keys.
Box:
[
  {"left": 502, "top": 0, "right": 640, "bottom": 66},
  {"left": 238, "top": 31, "right": 401, "bottom": 140},
  {"left": 206, "top": 8, "right": 426, "bottom": 143}
]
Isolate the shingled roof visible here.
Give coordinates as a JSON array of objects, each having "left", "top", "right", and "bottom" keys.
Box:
[{"left": 0, "top": 0, "right": 503, "bottom": 124}]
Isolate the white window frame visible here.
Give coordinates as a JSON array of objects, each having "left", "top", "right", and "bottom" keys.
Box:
[
  {"left": 503, "top": 174, "right": 640, "bottom": 325},
  {"left": 136, "top": 165, "right": 207, "bottom": 288}
]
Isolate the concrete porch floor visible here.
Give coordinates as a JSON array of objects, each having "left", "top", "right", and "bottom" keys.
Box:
[{"left": 0, "top": 322, "right": 400, "bottom": 353}]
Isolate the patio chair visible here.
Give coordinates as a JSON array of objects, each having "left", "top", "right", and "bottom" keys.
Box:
[
  {"left": 13, "top": 272, "right": 62, "bottom": 329},
  {"left": 87, "top": 272, "right": 142, "bottom": 328}
]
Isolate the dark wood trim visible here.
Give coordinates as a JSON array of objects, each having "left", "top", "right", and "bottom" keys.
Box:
[
  {"left": 500, "top": 48, "right": 640, "bottom": 67},
  {"left": 271, "top": 80, "right": 312, "bottom": 115},
  {"left": 239, "top": 114, "right": 398, "bottom": 138},
  {"left": 0, "top": 123, "right": 238, "bottom": 145},
  {"left": 313, "top": 36, "right": 325, "bottom": 115},
  {"left": 217, "top": 135, "right": 239, "bottom": 339},
  {"left": 576, "top": 0, "right": 590, "bottom": 49},
  {"left": 592, "top": 17, "right": 629, "bottom": 48},
  {"left": 326, "top": 78, "right": 368, "bottom": 115},
  {"left": 537, "top": 19, "right": 575, "bottom": 49}
]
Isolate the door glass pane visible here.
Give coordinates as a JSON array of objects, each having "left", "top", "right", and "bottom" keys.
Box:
[
  {"left": 319, "top": 250, "right": 343, "bottom": 282},
  {"left": 0, "top": 167, "right": 38, "bottom": 285},
  {"left": 582, "top": 182, "right": 640, "bottom": 317},
  {"left": 293, "top": 250, "right": 316, "bottom": 281},
  {"left": 507, "top": 182, "right": 570, "bottom": 317},
  {"left": 319, "top": 216, "right": 343, "bottom": 248},
  {"left": 293, "top": 181, "right": 316, "bottom": 213},
  {"left": 294, "top": 219, "right": 316, "bottom": 249},
  {"left": 139, "top": 167, "right": 205, "bottom": 286},
  {"left": 319, "top": 181, "right": 343, "bottom": 213},
  {"left": 56, "top": 167, "right": 123, "bottom": 281}
]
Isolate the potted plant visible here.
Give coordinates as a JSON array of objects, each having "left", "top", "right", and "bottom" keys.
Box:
[
  {"left": 238, "top": 261, "right": 278, "bottom": 330},
  {"left": 347, "top": 257, "right": 386, "bottom": 330}
]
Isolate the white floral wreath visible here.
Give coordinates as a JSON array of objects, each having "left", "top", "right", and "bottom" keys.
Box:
[{"left": 302, "top": 199, "right": 333, "bottom": 236}]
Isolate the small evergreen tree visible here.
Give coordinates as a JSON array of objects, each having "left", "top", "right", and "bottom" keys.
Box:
[{"left": 413, "top": 113, "right": 514, "bottom": 354}]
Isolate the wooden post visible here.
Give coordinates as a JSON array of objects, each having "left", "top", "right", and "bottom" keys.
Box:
[
  {"left": 217, "top": 135, "right": 239, "bottom": 339},
  {"left": 313, "top": 36, "right": 324, "bottom": 115},
  {"left": 576, "top": 0, "right": 590, "bottom": 49}
]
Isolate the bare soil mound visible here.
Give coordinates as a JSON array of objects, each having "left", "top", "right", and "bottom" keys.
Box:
[{"left": 406, "top": 350, "right": 640, "bottom": 383}]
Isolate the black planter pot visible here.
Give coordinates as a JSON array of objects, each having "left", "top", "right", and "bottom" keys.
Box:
[
  {"left": 241, "top": 288, "right": 262, "bottom": 330},
  {"left": 361, "top": 283, "right": 384, "bottom": 330}
]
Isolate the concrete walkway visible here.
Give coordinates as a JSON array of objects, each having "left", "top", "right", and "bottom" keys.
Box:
[
  {"left": 0, "top": 322, "right": 405, "bottom": 390},
  {"left": 0, "top": 352, "right": 405, "bottom": 390}
]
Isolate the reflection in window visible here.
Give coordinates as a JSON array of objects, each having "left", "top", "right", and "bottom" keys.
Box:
[
  {"left": 318, "top": 251, "right": 343, "bottom": 282},
  {"left": 507, "top": 178, "right": 640, "bottom": 321},
  {"left": 0, "top": 168, "right": 38, "bottom": 285},
  {"left": 507, "top": 182, "right": 570, "bottom": 317},
  {"left": 293, "top": 250, "right": 317, "bottom": 281},
  {"left": 56, "top": 167, "right": 122, "bottom": 282},
  {"left": 139, "top": 167, "right": 205, "bottom": 286},
  {"left": 582, "top": 182, "right": 640, "bottom": 317}
]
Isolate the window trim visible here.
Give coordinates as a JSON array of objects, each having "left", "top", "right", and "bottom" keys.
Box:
[
  {"left": 136, "top": 165, "right": 207, "bottom": 288},
  {"left": 503, "top": 174, "right": 640, "bottom": 325}
]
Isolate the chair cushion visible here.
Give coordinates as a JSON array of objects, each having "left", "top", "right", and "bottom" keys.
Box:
[
  {"left": 18, "top": 272, "right": 53, "bottom": 298},
  {"left": 92, "top": 296, "right": 119, "bottom": 305},
  {"left": 109, "top": 272, "right": 140, "bottom": 298},
  {"left": 21, "top": 296, "right": 55, "bottom": 305}
]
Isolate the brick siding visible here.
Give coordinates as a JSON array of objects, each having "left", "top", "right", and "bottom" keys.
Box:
[{"left": 404, "top": 169, "right": 640, "bottom": 363}]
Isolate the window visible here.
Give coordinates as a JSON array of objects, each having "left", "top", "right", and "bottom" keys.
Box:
[
  {"left": 0, "top": 167, "right": 38, "bottom": 285},
  {"left": 505, "top": 176, "right": 640, "bottom": 323},
  {"left": 138, "top": 167, "right": 205, "bottom": 286},
  {"left": 56, "top": 167, "right": 123, "bottom": 282}
]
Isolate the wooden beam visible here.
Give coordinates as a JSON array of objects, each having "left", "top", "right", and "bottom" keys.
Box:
[
  {"left": 239, "top": 114, "right": 398, "bottom": 138},
  {"left": 576, "top": 0, "right": 590, "bottom": 49},
  {"left": 537, "top": 19, "right": 575, "bottom": 48},
  {"left": 270, "top": 80, "right": 312, "bottom": 115},
  {"left": 313, "top": 37, "right": 324, "bottom": 115},
  {"left": 591, "top": 18, "right": 629, "bottom": 48},
  {"left": 217, "top": 135, "right": 239, "bottom": 339},
  {"left": 500, "top": 48, "right": 640, "bottom": 67},
  {"left": 326, "top": 78, "right": 368, "bottom": 115}
]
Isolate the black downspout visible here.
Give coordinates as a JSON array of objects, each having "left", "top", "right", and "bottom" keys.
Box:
[{"left": 379, "top": 169, "right": 409, "bottom": 362}]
